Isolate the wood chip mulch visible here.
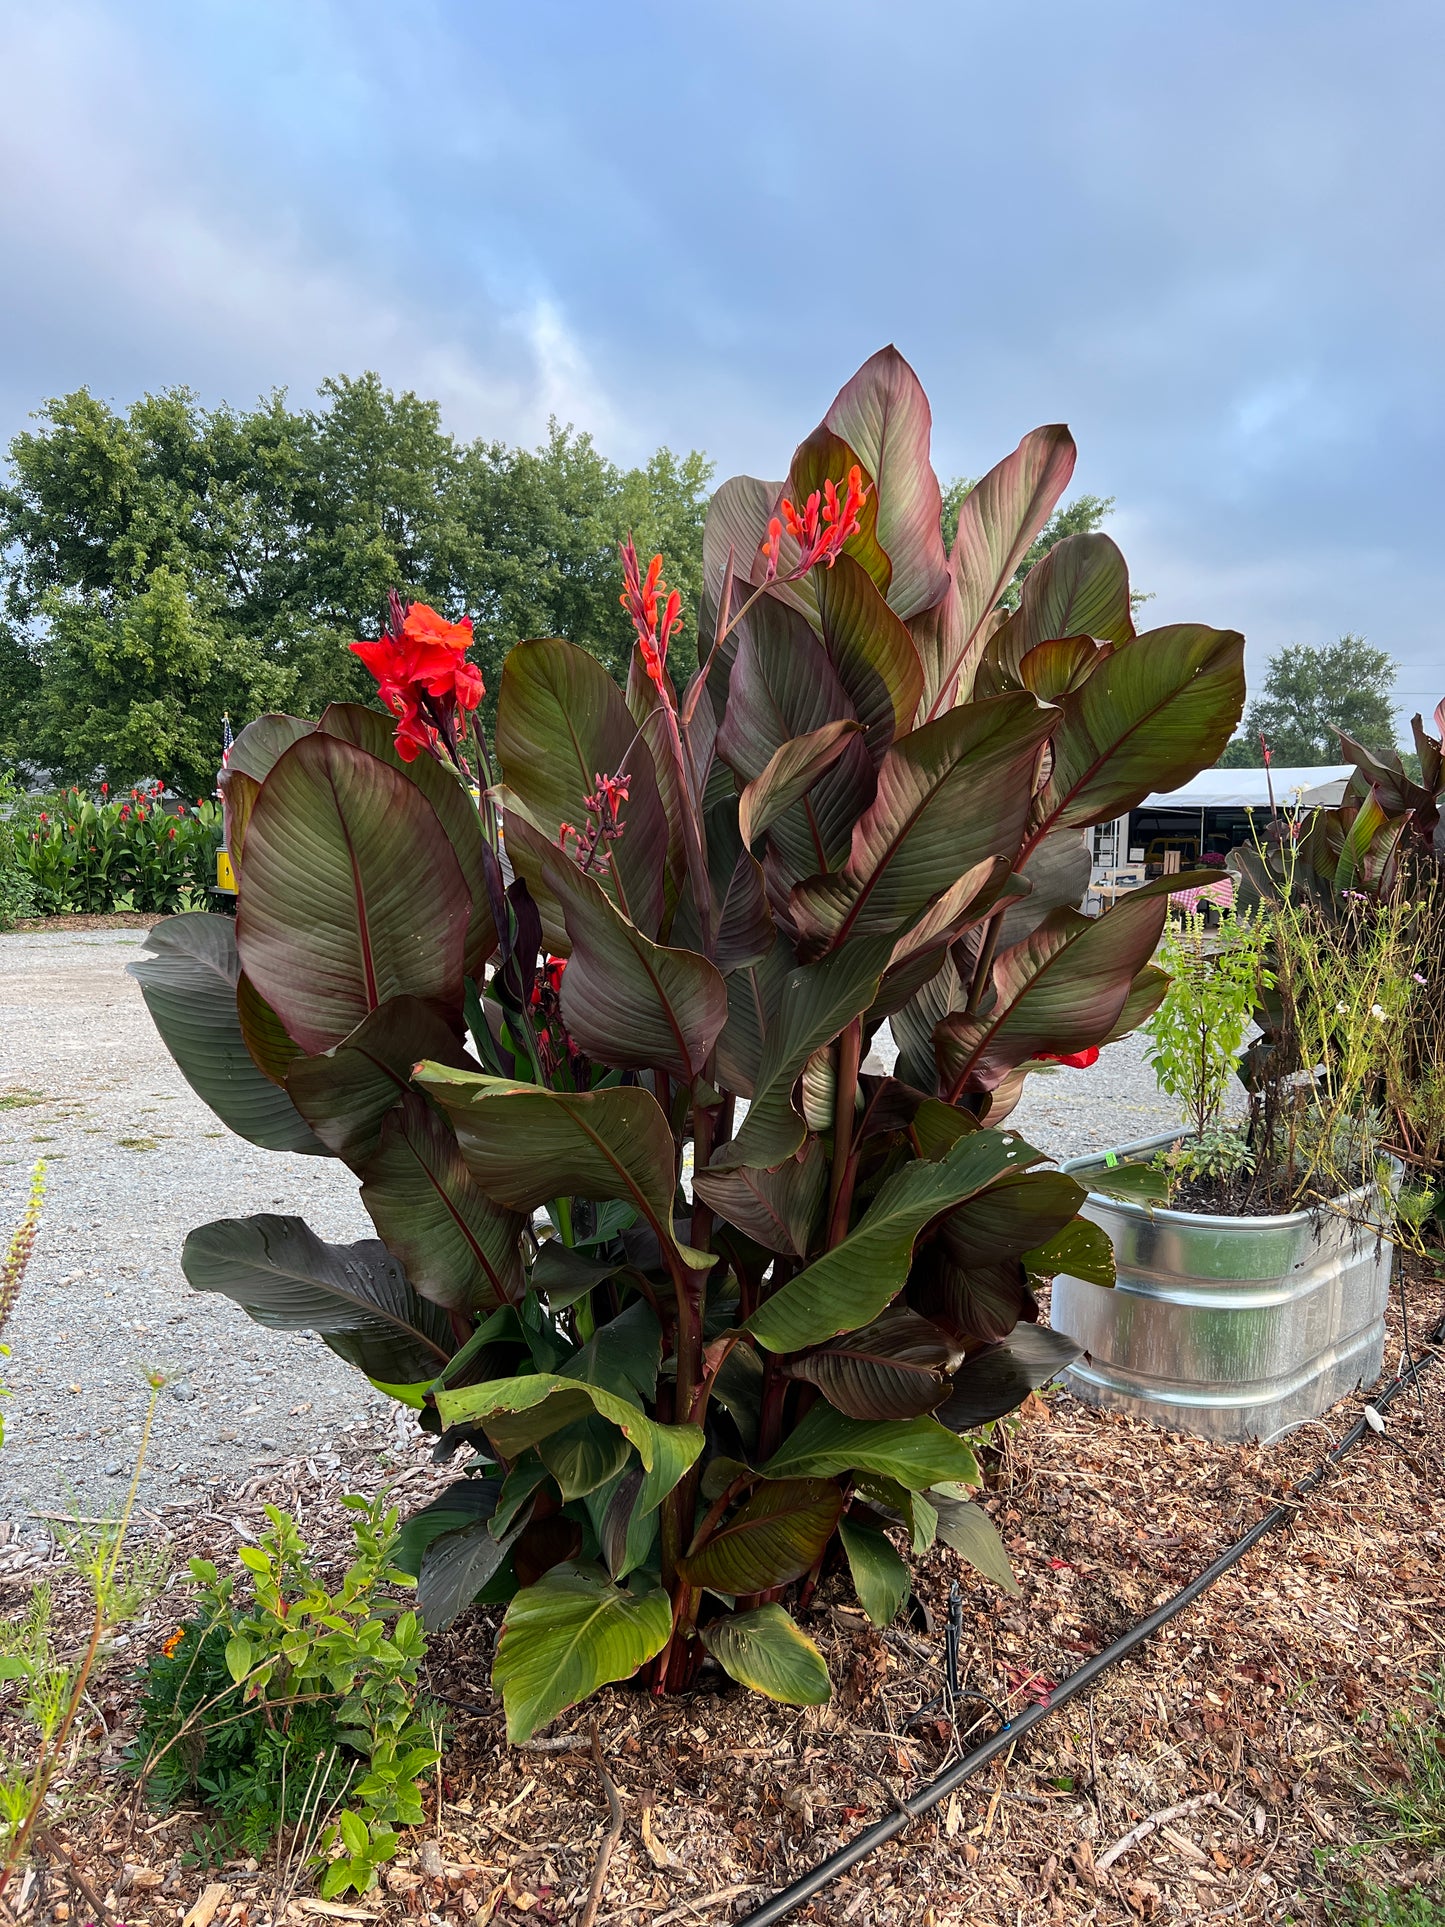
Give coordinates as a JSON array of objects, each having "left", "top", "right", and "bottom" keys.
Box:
[{"left": 3, "top": 1262, "right": 1442, "bottom": 1927}]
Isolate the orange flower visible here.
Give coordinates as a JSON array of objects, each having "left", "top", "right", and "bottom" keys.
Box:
[
  {"left": 162, "top": 1627, "right": 186, "bottom": 1658},
  {"left": 761, "top": 464, "right": 869, "bottom": 581}
]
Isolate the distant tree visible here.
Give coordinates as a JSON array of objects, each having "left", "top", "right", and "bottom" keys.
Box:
[
  {"left": 1216, "top": 637, "right": 1399, "bottom": 767},
  {"left": 939, "top": 481, "right": 1124, "bottom": 611},
  {"left": 0, "top": 378, "right": 711, "bottom": 793}
]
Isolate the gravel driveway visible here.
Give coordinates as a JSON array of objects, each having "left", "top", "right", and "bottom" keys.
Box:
[{"left": 0, "top": 924, "right": 1189, "bottom": 1528}]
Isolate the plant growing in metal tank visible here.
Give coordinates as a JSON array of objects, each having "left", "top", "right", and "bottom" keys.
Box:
[
  {"left": 1226, "top": 700, "right": 1445, "bottom": 1214},
  {"left": 133, "top": 348, "right": 1245, "bottom": 1738}
]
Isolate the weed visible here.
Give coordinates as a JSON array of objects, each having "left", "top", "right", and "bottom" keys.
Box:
[
  {"left": 129, "top": 1494, "right": 441, "bottom": 1897},
  {"left": 0, "top": 1369, "right": 169, "bottom": 1898}
]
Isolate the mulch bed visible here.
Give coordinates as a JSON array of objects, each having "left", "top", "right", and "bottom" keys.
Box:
[{"left": 4, "top": 1262, "right": 1442, "bottom": 1927}]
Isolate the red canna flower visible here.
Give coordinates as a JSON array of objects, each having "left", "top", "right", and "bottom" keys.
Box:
[
  {"left": 761, "top": 464, "right": 870, "bottom": 581},
  {"left": 350, "top": 595, "right": 485, "bottom": 764},
  {"left": 1035, "top": 1046, "right": 1101, "bottom": 1069},
  {"left": 618, "top": 538, "right": 683, "bottom": 692},
  {"left": 100, "top": 781, "right": 109, "bottom": 795},
  {"left": 530, "top": 955, "right": 568, "bottom": 1008},
  {"left": 168, "top": 824, "right": 177, "bottom": 840},
  {"left": 38, "top": 813, "right": 47, "bottom": 825}
]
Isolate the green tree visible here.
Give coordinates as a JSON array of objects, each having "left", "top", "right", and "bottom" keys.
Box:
[
  {"left": 1217, "top": 636, "right": 1399, "bottom": 766},
  {"left": 0, "top": 379, "right": 711, "bottom": 793},
  {"left": 939, "top": 480, "right": 1122, "bottom": 610}
]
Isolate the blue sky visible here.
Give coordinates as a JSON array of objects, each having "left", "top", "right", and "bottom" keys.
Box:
[{"left": 2, "top": 0, "right": 1441, "bottom": 734}]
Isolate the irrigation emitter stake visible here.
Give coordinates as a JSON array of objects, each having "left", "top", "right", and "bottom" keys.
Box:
[{"left": 735, "top": 1316, "right": 1445, "bottom": 1927}]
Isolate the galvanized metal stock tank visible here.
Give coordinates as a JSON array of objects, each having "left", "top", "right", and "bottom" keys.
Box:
[{"left": 1050, "top": 1133, "right": 1399, "bottom": 1444}]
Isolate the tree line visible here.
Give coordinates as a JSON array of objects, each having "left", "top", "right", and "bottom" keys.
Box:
[
  {"left": 0, "top": 375, "right": 713, "bottom": 797},
  {"left": 0, "top": 370, "right": 1408, "bottom": 795}
]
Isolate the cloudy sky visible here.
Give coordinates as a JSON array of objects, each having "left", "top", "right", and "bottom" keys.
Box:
[{"left": 2, "top": 0, "right": 1440, "bottom": 731}]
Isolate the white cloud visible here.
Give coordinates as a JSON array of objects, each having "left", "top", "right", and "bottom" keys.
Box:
[{"left": 0, "top": 1, "right": 614, "bottom": 448}]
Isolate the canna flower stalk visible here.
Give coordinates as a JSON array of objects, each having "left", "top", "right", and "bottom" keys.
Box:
[
  {"left": 615, "top": 538, "right": 714, "bottom": 951},
  {"left": 618, "top": 540, "right": 684, "bottom": 693},
  {"left": 761, "top": 464, "right": 870, "bottom": 582}
]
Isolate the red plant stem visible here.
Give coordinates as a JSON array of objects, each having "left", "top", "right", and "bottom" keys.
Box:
[
  {"left": 940, "top": 910, "right": 1008, "bottom": 1106},
  {"left": 685, "top": 1470, "right": 755, "bottom": 1559},
  {"left": 964, "top": 908, "right": 1004, "bottom": 1018},
  {"left": 825, "top": 1019, "right": 863, "bottom": 1249}
]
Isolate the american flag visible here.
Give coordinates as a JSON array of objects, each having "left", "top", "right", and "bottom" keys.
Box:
[{"left": 221, "top": 712, "right": 234, "bottom": 767}]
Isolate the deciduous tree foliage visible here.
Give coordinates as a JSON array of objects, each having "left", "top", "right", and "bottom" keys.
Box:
[
  {"left": 0, "top": 377, "right": 711, "bottom": 793},
  {"left": 1218, "top": 636, "right": 1401, "bottom": 766}
]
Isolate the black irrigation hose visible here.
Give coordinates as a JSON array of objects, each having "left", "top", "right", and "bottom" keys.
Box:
[{"left": 735, "top": 1316, "right": 1445, "bottom": 1927}]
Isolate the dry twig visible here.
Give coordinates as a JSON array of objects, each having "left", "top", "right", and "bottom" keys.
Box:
[
  {"left": 576, "top": 1720, "right": 625, "bottom": 1927},
  {"left": 1098, "top": 1790, "right": 1221, "bottom": 1871}
]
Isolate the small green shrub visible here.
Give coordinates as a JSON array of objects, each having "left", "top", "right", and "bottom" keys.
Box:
[
  {"left": 1144, "top": 909, "right": 1271, "bottom": 1143},
  {"left": 130, "top": 1495, "right": 441, "bottom": 1897}
]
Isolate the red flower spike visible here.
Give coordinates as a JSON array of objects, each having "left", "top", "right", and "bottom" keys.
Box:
[
  {"left": 618, "top": 537, "right": 682, "bottom": 692},
  {"left": 761, "top": 464, "right": 870, "bottom": 580}
]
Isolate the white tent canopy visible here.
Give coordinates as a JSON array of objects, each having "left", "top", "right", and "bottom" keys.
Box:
[{"left": 1139, "top": 765, "right": 1354, "bottom": 811}]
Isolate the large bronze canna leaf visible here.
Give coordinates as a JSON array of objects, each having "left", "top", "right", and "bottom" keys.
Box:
[
  {"left": 915, "top": 425, "right": 1077, "bottom": 720},
  {"left": 317, "top": 701, "right": 498, "bottom": 975},
  {"left": 285, "top": 994, "right": 472, "bottom": 1164},
  {"left": 936, "top": 874, "right": 1197, "bottom": 1096},
  {"left": 933, "top": 1167, "right": 1087, "bottom": 1269},
  {"left": 788, "top": 695, "right": 1054, "bottom": 954},
  {"left": 983, "top": 531, "right": 1136, "bottom": 688},
  {"left": 994, "top": 828, "right": 1093, "bottom": 949},
  {"left": 1026, "top": 624, "right": 1245, "bottom": 843},
  {"left": 505, "top": 815, "right": 728, "bottom": 1082},
  {"left": 413, "top": 1068, "right": 702, "bottom": 1271},
  {"left": 691, "top": 1137, "right": 827, "bottom": 1259},
  {"left": 785, "top": 1306, "right": 956, "bottom": 1421},
  {"left": 823, "top": 346, "right": 950, "bottom": 622},
  {"left": 718, "top": 593, "right": 876, "bottom": 879},
  {"left": 737, "top": 720, "right": 863, "bottom": 853},
  {"left": 237, "top": 732, "right": 471, "bottom": 1054},
  {"left": 128, "top": 914, "right": 327, "bottom": 1156},
  {"left": 908, "top": 1253, "right": 1037, "bottom": 1347},
  {"left": 219, "top": 712, "right": 313, "bottom": 869},
  {"left": 744, "top": 1128, "right": 1044, "bottom": 1353},
  {"left": 759, "top": 1401, "right": 978, "bottom": 1490},
  {"left": 359, "top": 1092, "right": 526, "bottom": 1312},
  {"left": 495, "top": 637, "right": 669, "bottom": 938},
  {"left": 934, "top": 1324, "right": 1082, "bottom": 1431},
  {"left": 677, "top": 1477, "right": 845, "bottom": 1594},
  {"left": 712, "top": 938, "right": 894, "bottom": 1171},
  {"left": 181, "top": 1214, "right": 453, "bottom": 1382},
  {"left": 813, "top": 554, "right": 923, "bottom": 761}
]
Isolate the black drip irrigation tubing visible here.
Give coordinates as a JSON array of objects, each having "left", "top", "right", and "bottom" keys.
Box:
[{"left": 734, "top": 1314, "right": 1445, "bottom": 1927}]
